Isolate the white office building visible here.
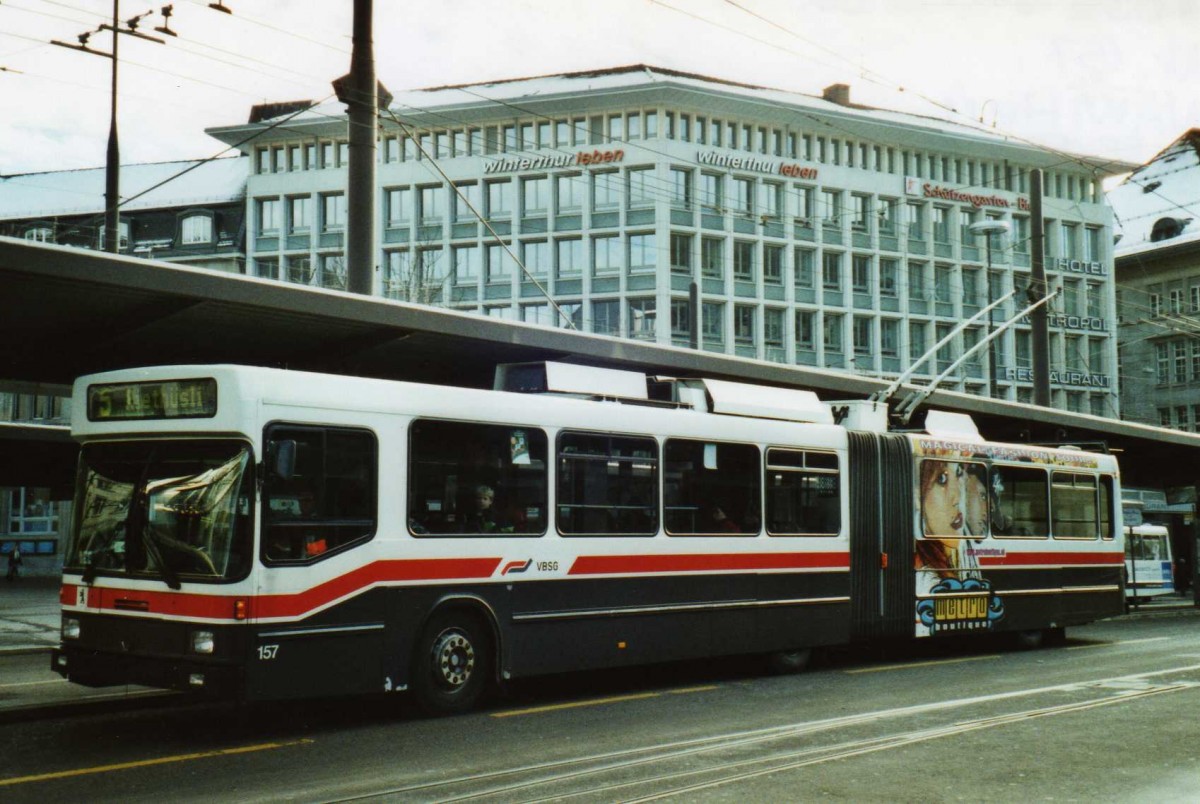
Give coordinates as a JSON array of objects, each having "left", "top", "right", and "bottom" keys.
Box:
[{"left": 208, "top": 65, "right": 1131, "bottom": 413}]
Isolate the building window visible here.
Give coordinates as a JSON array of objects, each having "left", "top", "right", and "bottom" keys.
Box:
[
  {"left": 733, "top": 241, "right": 755, "bottom": 281},
  {"left": 670, "top": 233, "right": 692, "bottom": 274},
  {"left": 322, "top": 193, "right": 346, "bottom": 231},
  {"left": 701, "top": 173, "right": 722, "bottom": 213},
  {"left": 556, "top": 174, "right": 582, "bottom": 213},
  {"left": 386, "top": 188, "right": 411, "bottom": 226},
  {"left": 24, "top": 226, "right": 53, "bottom": 243},
  {"left": 906, "top": 203, "right": 925, "bottom": 240},
  {"left": 822, "top": 252, "right": 842, "bottom": 290},
  {"left": 702, "top": 302, "right": 724, "bottom": 343},
  {"left": 487, "top": 243, "right": 513, "bottom": 283},
  {"left": 934, "top": 264, "right": 953, "bottom": 303},
  {"left": 627, "top": 234, "right": 656, "bottom": 274},
  {"left": 670, "top": 298, "right": 690, "bottom": 338},
  {"left": 418, "top": 185, "right": 444, "bottom": 224},
  {"left": 824, "top": 313, "right": 843, "bottom": 352},
  {"left": 910, "top": 322, "right": 927, "bottom": 365},
  {"left": 881, "top": 319, "right": 899, "bottom": 356},
  {"left": 852, "top": 254, "right": 871, "bottom": 292},
  {"left": 822, "top": 190, "right": 840, "bottom": 225},
  {"left": 764, "top": 308, "right": 784, "bottom": 348},
  {"left": 255, "top": 198, "right": 280, "bottom": 236},
  {"left": 591, "top": 299, "right": 619, "bottom": 335},
  {"left": 732, "top": 178, "right": 753, "bottom": 217},
  {"left": 487, "top": 179, "right": 513, "bottom": 218},
  {"left": 628, "top": 298, "right": 655, "bottom": 340},
  {"left": 795, "top": 248, "right": 815, "bottom": 287},
  {"left": 180, "top": 214, "right": 212, "bottom": 244},
  {"left": 593, "top": 171, "right": 621, "bottom": 211},
  {"left": 557, "top": 238, "right": 583, "bottom": 278},
  {"left": 286, "top": 255, "right": 313, "bottom": 285},
  {"left": 522, "top": 303, "right": 552, "bottom": 327},
  {"left": 734, "top": 304, "right": 756, "bottom": 344},
  {"left": 629, "top": 168, "right": 654, "bottom": 209},
  {"left": 880, "top": 258, "right": 898, "bottom": 297},
  {"left": 933, "top": 207, "right": 951, "bottom": 243},
  {"left": 796, "top": 311, "right": 814, "bottom": 349},
  {"left": 594, "top": 235, "right": 620, "bottom": 276},
  {"left": 8, "top": 488, "right": 59, "bottom": 536},
  {"left": 522, "top": 177, "right": 549, "bottom": 217},
  {"left": 452, "top": 182, "right": 479, "bottom": 224},
  {"left": 701, "top": 237, "right": 724, "bottom": 279},
  {"left": 670, "top": 168, "right": 692, "bottom": 209},
  {"left": 288, "top": 197, "right": 309, "bottom": 234},
  {"left": 795, "top": 186, "right": 814, "bottom": 223},
  {"left": 255, "top": 257, "right": 280, "bottom": 280},
  {"left": 853, "top": 316, "right": 872, "bottom": 355},
  {"left": 453, "top": 245, "right": 481, "bottom": 285},
  {"left": 763, "top": 245, "right": 783, "bottom": 285},
  {"left": 522, "top": 240, "right": 550, "bottom": 278},
  {"left": 851, "top": 194, "right": 869, "bottom": 231},
  {"left": 320, "top": 254, "right": 347, "bottom": 290}
]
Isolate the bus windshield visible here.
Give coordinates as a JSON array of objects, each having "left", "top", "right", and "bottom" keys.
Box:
[{"left": 67, "top": 440, "right": 253, "bottom": 585}]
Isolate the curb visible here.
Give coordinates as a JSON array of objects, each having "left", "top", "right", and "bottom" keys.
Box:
[
  {"left": 0, "top": 645, "right": 55, "bottom": 657},
  {"left": 0, "top": 690, "right": 183, "bottom": 725}
]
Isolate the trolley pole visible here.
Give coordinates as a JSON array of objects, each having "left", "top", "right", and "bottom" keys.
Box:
[
  {"left": 1029, "top": 169, "right": 1051, "bottom": 407},
  {"left": 343, "top": 0, "right": 378, "bottom": 296}
]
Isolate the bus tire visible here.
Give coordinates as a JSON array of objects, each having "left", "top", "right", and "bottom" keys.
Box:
[
  {"left": 411, "top": 610, "right": 491, "bottom": 716},
  {"left": 767, "top": 648, "right": 812, "bottom": 675}
]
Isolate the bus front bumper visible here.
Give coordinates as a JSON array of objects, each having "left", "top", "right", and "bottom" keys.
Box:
[{"left": 51, "top": 645, "right": 244, "bottom": 697}]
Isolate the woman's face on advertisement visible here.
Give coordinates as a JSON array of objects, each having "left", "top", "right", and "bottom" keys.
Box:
[
  {"left": 924, "top": 462, "right": 963, "bottom": 535},
  {"left": 964, "top": 470, "right": 989, "bottom": 536}
]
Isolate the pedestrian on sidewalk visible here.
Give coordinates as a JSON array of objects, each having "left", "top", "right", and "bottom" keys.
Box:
[{"left": 5, "top": 544, "right": 20, "bottom": 581}]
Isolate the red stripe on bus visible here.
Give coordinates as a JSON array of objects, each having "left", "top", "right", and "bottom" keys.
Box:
[
  {"left": 568, "top": 552, "right": 849, "bottom": 575},
  {"left": 68, "top": 558, "right": 502, "bottom": 621},
  {"left": 977, "top": 552, "right": 1124, "bottom": 567}
]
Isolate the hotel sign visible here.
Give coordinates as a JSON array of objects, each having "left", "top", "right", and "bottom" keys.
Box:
[
  {"left": 697, "top": 151, "right": 819, "bottom": 179},
  {"left": 483, "top": 148, "right": 625, "bottom": 174},
  {"left": 905, "top": 178, "right": 1030, "bottom": 211},
  {"left": 1051, "top": 257, "right": 1107, "bottom": 277}
]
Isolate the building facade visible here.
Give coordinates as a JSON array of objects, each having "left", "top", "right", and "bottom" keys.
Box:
[
  {"left": 0, "top": 157, "right": 247, "bottom": 272},
  {"left": 1109, "top": 129, "right": 1200, "bottom": 430},
  {"left": 212, "top": 65, "right": 1126, "bottom": 413},
  {"left": 0, "top": 157, "right": 248, "bottom": 566}
]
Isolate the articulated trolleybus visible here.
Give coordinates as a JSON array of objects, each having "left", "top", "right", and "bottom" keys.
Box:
[{"left": 53, "top": 363, "right": 1124, "bottom": 713}]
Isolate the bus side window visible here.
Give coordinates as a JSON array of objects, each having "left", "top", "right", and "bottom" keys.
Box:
[
  {"left": 407, "top": 419, "right": 548, "bottom": 537},
  {"left": 262, "top": 425, "right": 377, "bottom": 563}
]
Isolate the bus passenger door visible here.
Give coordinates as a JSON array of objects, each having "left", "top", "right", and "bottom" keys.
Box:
[{"left": 848, "top": 432, "right": 915, "bottom": 639}]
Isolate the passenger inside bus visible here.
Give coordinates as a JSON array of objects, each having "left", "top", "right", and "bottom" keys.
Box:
[
  {"left": 462, "top": 485, "right": 513, "bottom": 535},
  {"left": 706, "top": 505, "right": 741, "bottom": 533}
]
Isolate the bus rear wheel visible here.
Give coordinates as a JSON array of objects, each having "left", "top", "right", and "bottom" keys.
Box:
[{"left": 412, "top": 611, "right": 491, "bottom": 715}]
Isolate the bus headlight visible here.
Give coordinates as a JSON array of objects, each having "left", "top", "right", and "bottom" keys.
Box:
[
  {"left": 62, "top": 617, "right": 81, "bottom": 640},
  {"left": 191, "top": 630, "right": 215, "bottom": 654}
]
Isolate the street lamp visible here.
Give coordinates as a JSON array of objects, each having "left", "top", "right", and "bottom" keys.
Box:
[{"left": 969, "top": 219, "right": 1012, "bottom": 398}]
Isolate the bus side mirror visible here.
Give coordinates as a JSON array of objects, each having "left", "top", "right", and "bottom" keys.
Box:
[{"left": 270, "top": 440, "right": 297, "bottom": 480}]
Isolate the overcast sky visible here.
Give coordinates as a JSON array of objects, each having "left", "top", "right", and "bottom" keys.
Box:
[{"left": 1, "top": 0, "right": 1195, "bottom": 176}]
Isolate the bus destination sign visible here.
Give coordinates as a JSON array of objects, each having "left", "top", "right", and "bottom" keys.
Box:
[{"left": 88, "top": 378, "right": 218, "bottom": 421}]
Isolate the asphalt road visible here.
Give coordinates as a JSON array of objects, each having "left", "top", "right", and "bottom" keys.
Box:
[{"left": 2, "top": 611, "right": 1199, "bottom": 802}]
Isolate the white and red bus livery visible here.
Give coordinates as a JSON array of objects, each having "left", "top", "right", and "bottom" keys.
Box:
[{"left": 53, "top": 363, "right": 1124, "bottom": 712}]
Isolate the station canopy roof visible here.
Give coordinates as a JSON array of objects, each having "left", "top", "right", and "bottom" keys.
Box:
[{"left": 2, "top": 236, "right": 1200, "bottom": 492}]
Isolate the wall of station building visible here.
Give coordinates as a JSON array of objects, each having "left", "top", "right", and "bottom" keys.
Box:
[{"left": 243, "top": 90, "right": 1119, "bottom": 415}]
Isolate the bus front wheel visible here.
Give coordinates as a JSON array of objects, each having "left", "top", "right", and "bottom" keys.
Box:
[{"left": 411, "top": 611, "right": 491, "bottom": 715}]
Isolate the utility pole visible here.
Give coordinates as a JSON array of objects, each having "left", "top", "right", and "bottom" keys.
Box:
[
  {"left": 1029, "top": 169, "right": 1052, "bottom": 407},
  {"left": 52, "top": 4, "right": 166, "bottom": 254},
  {"left": 969, "top": 219, "right": 1011, "bottom": 399},
  {"left": 337, "top": 0, "right": 388, "bottom": 296}
]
